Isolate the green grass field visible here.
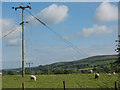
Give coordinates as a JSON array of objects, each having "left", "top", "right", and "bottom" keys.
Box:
[
  {"left": 0, "top": 76, "right": 2, "bottom": 89},
  {"left": 2, "top": 74, "right": 118, "bottom": 88}
]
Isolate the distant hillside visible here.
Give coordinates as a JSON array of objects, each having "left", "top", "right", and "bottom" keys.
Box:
[
  {"left": 2, "top": 54, "right": 118, "bottom": 75},
  {"left": 45, "top": 54, "right": 117, "bottom": 69}
]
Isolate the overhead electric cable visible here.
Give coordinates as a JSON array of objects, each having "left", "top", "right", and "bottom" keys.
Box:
[
  {"left": 25, "top": 9, "right": 89, "bottom": 57},
  {"left": 1, "top": 26, "right": 20, "bottom": 39}
]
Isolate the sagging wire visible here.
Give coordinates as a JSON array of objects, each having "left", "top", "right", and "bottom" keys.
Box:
[
  {"left": 26, "top": 2, "right": 33, "bottom": 64},
  {"left": 25, "top": 9, "right": 89, "bottom": 58},
  {"left": 1, "top": 26, "right": 21, "bottom": 40},
  {"left": 1, "top": 5, "right": 89, "bottom": 58}
]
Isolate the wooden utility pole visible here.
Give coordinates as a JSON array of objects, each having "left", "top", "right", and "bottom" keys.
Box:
[
  {"left": 12, "top": 5, "right": 31, "bottom": 77},
  {"left": 26, "top": 62, "right": 33, "bottom": 74}
]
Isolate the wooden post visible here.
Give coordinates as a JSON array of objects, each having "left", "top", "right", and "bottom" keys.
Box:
[
  {"left": 118, "top": 81, "right": 120, "bottom": 88},
  {"left": 26, "top": 62, "right": 33, "bottom": 75},
  {"left": 48, "top": 66, "right": 50, "bottom": 75},
  {"left": 12, "top": 5, "right": 31, "bottom": 77},
  {"left": 63, "top": 80, "right": 65, "bottom": 90},
  {"left": 22, "top": 82, "right": 24, "bottom": 90},
  {"left": 22, "top": 8, "right": 25, "bottom": 78},
  {"left": 115, "top": 81, "right": 118, "bottom": 90}
]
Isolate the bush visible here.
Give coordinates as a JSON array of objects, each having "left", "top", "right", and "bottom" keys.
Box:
[
  {"left": 81, "top": 70, "right": 88, "bottom": 74},
  {"left": 7, "top": 70, "right": 15, "bottom": 75},
  {"left": 52, "top": 69, "right": 64, "bottom": 74}
]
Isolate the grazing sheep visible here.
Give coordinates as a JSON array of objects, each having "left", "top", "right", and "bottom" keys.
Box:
[
  {"left": 30, "top": 75, "right": 36, "bottom": 81},
  {"left": 89, "top": 70, "right": 93, "bottom": 73},
  {"left": 113, "top": 72, "right": 116, "bottom": 74},
  {"left": 95, "top": 73, "right": 99, "bottom": 79},
  {"left": 106, "top": 73, "right": 111, "bottom": 76}
]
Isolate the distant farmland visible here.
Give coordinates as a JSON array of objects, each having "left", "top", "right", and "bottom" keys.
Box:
[
  {"left": 2, "top": 55, "right": 119, "bottom": 88},
  {"left": 2, "top": 55, "right": 118, "bottom": 75}
]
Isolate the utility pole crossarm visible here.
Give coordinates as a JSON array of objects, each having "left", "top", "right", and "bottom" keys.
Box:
[{"left": 12, "top": 5, "right": 31, "bottom": 11}]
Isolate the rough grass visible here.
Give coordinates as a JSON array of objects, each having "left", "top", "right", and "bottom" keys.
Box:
[
  {"left": 2, "top": 73, "right": 118, "bottom": 88},
  {"left": 0, "top": 75, "right": 2, "bottom": 89}
]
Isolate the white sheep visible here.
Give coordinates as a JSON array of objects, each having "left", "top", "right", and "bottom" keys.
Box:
[
  {"left": 30, "top": 75, "right": 36, "bottom": 81},
  {"left": 95, "top": 73, "right": 99, "bottom": 79},
  {"left": 113, "top": 72, "right": 116, "bottom": 74},
  {"left": 106, "top": 73, "right": 111, "bottom": 76},
  {"left": 89, "top": 70, "right": 93, "bottom": 73}
]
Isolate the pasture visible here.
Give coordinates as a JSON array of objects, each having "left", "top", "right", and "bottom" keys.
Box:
[{"left": 2, "top": 73, "right": 118, "bottom": 88}]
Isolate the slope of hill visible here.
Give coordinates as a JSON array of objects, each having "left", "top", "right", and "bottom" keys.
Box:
[
  {"left": 31, "top": 54, "right": 118, "bottom": 74},
  {"left": 2, "top": 55, "right": 118, "bottom": 75},
  {"left": 45, "top": 55, "right": 117, "bottom": 69}
]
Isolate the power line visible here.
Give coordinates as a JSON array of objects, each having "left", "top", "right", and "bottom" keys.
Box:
[
  {"left": 25, "top": 9, "right": 88, "bottom": 57},
  {"left": 2, "top": 7, "right": 89, "bottom": 58},
  {"left": 46, "top": 26, "right": 88, "bottom": 57},
  {"left": 1, "top": 26, "right": 21, "bottom": 39},
  {"left": 25, "top": 9, "right": 89, "bottom": 58}
]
